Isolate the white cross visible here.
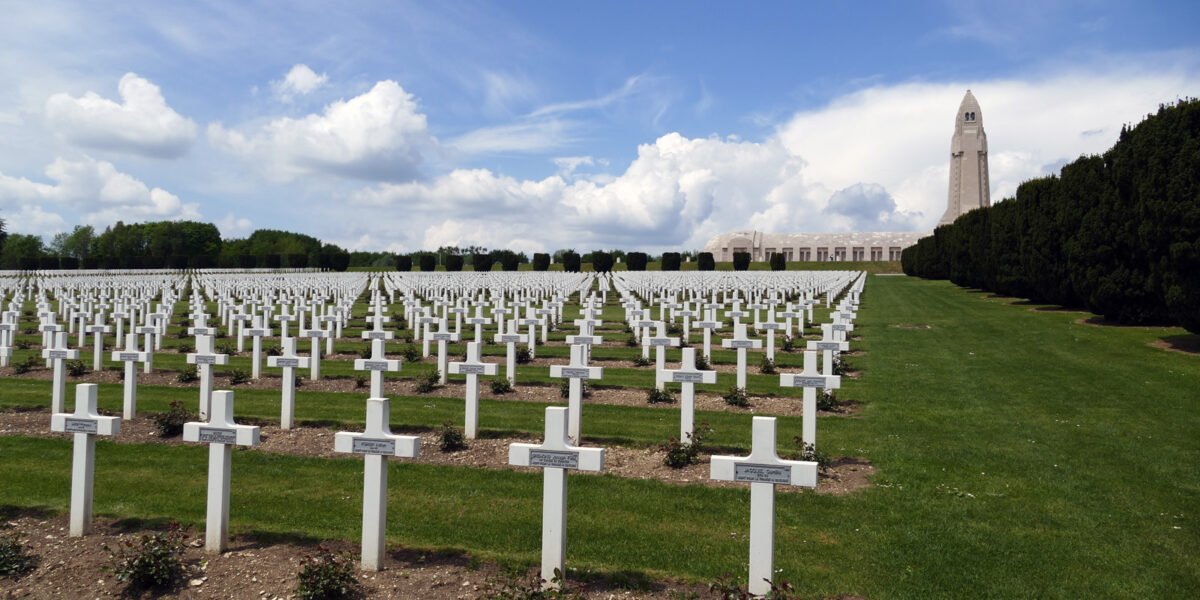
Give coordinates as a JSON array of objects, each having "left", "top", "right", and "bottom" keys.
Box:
[
  {"left": 646, "top": 322, "right": 680, "bottom": 391},
  {"left": 694, "top": 309, "right": 724, "bottom": 361},
  {"left": 135, "top": 315, "right": 159, "bottom": 374},
  {"left": 186, "top": 334, "right": 229, "bottom": 420},
  {"left": 111, "top": 333, "right": 149, "bottom": 419},
  {"left": 726, "top": 300, "right": 749, "bottom": 329},
  {"left": 509, "top": 406, "right": 605, "bottom": 590},
  {"left": 267, "top": 337, "right": 311, "bottom": 430},
  {"left": 0, "top": 315, "right": 15, "bottom": 368},
  {"left": 448, "top": 341, "right": 498, "bottom": 439},
  {"left": 722, "top": 323, "right": 762, "bottom": 389},
  {"left": 710, "top": 416, "right": 817, "bottom": 596},
  {"left": 778, "top": 303, "right": 804, "bottom": 340},
  {"left": 416, "top": 308, "right": 438, "bottom": 357},
  {"left": 779, "top": 350, "right": 841, "bottom": 449},
  {"left": 42, "top": 331, "right": 80, "bottom": 413},
  {"left": 354, "top": 338, "right": 401, "bottom": 398},
  {"left": 806, "top": 331, "right": 849, "bottom": 377},
  {"left": 85, "top": 314, "right": 112, "bottom": 371},
  {"left": 429, "top": 318, "right": 460, "bottom": 385},
  {"left": 51, "top": 383, "right": 120, "bottom": 536},
  {"left": 299, "top": 325, "right": 329, "bottom": 380},
  {"left": 274, "top": 306, "right": 297, "bottom": 340},
  {"left": 549, "top": 344, "right": 603, "bottom": 444},
  {"left": 635, "top": 318, "right": 658, "bottom": 360},
  {"left": 661, "top": 348, "right": 717, "bottom": 442},
  {"left": 464, "top": 305, "right": 492, "bottom": 344},
  {"left": 244, "top": 315, "right": 273, "bottom": 379},
  {"left": 493, "top": 328, "right": 529, "bottom": 385},
  {"left": 754, "top": 312, "right": 784, "bottom": 361},
  {"left": 518, "top": 307, "right": 542, "bottom": 358},
  {"left": 183, "top": 390, "right": 261, "bottom": 553},
  {"left": 231, "top": 312, "right": 252, "bottom": 352},
  {"left": 334, "top": 397, "right": 420, "bottom": 571}
]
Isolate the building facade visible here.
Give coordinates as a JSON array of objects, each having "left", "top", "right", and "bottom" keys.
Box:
[{"left": 702, "top": 90, "right": 988, "bottom": 262}]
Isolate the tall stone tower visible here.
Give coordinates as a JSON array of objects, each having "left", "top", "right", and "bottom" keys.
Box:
[{"left": 940, "top": 90, "right": 990, "bottom": 225}]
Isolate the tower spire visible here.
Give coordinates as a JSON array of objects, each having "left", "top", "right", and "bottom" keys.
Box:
[{"left": 940, "top": 90, "right": 990, "bottom": 225}]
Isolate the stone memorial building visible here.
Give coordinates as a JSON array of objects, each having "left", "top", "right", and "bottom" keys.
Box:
[{"left": 703, "top": 90, "right": 990, "bottom": 262}]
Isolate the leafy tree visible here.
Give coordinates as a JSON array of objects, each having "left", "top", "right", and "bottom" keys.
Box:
[
  {"left": 329, "top": 252, "right": 351, "bottom": 271},
  {"left": 0, "top": 233, "right": 45, "bottom": 269},
  {"left": 286, "top": 253, "right": 308, "bottom": 269}
]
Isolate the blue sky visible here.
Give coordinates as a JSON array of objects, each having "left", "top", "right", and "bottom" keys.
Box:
[{"left": 1, "top": 0, "right": 1197, "bottom": 253}]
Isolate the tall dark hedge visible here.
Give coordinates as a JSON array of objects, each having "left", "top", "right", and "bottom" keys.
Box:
[
  {"left": 697, "top": 252, "right": 715, "bottom": 271},
  {"left": 418, "top": 254, "right": 436, "bottom": 272},
  {"left": 395, "top": 255, "right": 412, "bottom": 271},
  {"left": 330, "top": 252, "right": 350, "bottom": 272},
  {"left": 532, "top": 253, "right": 550, "bottom": 271},
  {"left": 168, "top": 255, "right": 189, "bottom": 269},
  {"left": 769, "top": 252, "right": 786, "bottom": 271},
  {"left": 591, "top": 251, "right": 614, "bottom": 273},
  {"left": 626, "top": 252, "right": 648, "bottom": 271},
  {"left": 472, "top": 253, "right": 493, "bottom": 272},
  {"left": 286, "top": 253, "right": 308, "bottom": 269},
  {"left": 499, "top": 253, "right": 520, "bottom": 271},
  {"left": 263, "top": 254, "right": 282, "bottom": 269},
  {"left": 902, "top": 98, "right": 1200, "bottom": 333},
  {"left": 661, "top": 252, "right": 681, "bottom": 271},
  {"left": 445, "top": 255, "right": 464, "bottom": 272},
  {"left": 238, "top": 254, "right": 257, "bottom": 269},
  {"left": 732, "top": 252, "right": 750, "bottom": 271},
  {"left": 562, "top": 251, "right": 581, "bottom": 273},
  {"left": 60, "top": 256, "right": 79, "bottom": 270}
]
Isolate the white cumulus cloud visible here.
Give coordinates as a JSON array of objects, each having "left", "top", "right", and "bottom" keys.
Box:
[
  {"left": 209, "top": 80, "right": 437, "bottom": 182},
  {"left": 45, "top": 73, "right": 197, "bottom": 158},
  {"left": 273, "top": 64, "right": 328, "bottom": 102}
]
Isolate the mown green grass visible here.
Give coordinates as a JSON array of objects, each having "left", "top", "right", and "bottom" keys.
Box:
[{"left": 2, "top": 275, "right": 1197, "bottom": 598}]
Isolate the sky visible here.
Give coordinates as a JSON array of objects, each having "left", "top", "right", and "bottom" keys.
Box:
[{"left": 1, "top": 0, "right": 1197, "bottom": 254}]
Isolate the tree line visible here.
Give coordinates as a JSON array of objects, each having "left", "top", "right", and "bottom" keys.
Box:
[{"left": 902, "top": 98, "right": 1199, "bottom": 334}]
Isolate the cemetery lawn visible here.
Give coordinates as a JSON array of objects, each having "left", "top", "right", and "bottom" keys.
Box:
[{"left": 2, "top": 276, "right": 1197, "bottom": 598}]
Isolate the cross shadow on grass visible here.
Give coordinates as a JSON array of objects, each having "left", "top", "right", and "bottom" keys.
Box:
[{"left": 1155, "top": 334, "right": 1200, "bottom": 355}]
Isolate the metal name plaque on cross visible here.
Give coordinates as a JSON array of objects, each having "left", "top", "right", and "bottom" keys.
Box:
[
  {"left": 561, "top": 368, "right": 592, "bottom": 378},
  {"left": 672, "top": 372, "right": 705, "bottom": 383},
  {"left": 48, "top": 350, "right": 70, "bottom": 359},
  {"left": 636, "top": 321, "right": 656, "bottom": 328},
  {"left": 64, "top": 418, "right": 99, "bottom": 434},
  {"left": 194, "top": 356, "right": 217, "bottom": 365},
  {"left": 118, "top": 352, "right": 142, "bottom": 361},
  {"left": 734, "top": 463, "right": 792, "bottom": 484},
  {"left": 832, "top": 324, "right": 848, "bottom": 331},
  {"left": 815, "top": 342, "right": 842, "bottom": 351},
  {"left": 191, "top": 327, "right": 215, "bottom": 335},
  {"left": 791, "top": 376, "right": 827, "bottom": 387},
  {"left": 361, "top": 361, "right": 390, "bottom": 370},
  {"left": 275, "top": 358, "right": 300, "bottom": 368},
  {"left": 571, "top": 336, "right": 598, "bottom": 344},
  {"left": 649, "top": 339, "right": 675, "bottom": 346},
  {"left": 498, "top": 335, "right": 524, "bottom": 343},
  {"left": 430, "top": 333, "right": 454, "bottom": 341},
  {"left": 729, "top": 340, "right": 756, "bottom": 349},
  {"left": 364, "top": 331, "right": 389, "bottom": 339},
  {"left": 759, "top": 323, "right": 782, "bottom": 330},
  {"left": 198, "top": 428, "right": 238, "bottom": 444},
  {"left": 352, "top": 438, "right": 396, "bottom": 455},
  {"left": 529, "top": 449, "right": 580, "bottom": 469},
  {"left": 457, "top": 364, "right": 487, "bottom": 375}
]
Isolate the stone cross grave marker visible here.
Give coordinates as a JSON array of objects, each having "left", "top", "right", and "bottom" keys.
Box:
[
  {"left": 448, "top": 341, "right": 498, "bottom": 438},
  {"left": 42, "top": 331, "right": 80, "bottom": 413},
  {"left": 111, "top": 333, "right": 148, "bottom": 419},
  {"left": 465, "top": 305, "right": 492, "bottom": 344},
  {"left": 300, "top": 325, "right": 328, "bottom": 380},
  {"left": 232, "top": 311, "right": 251, "bottom": 352},
  {"left": 319, "top": 312, "right": 339, "bottom": 355},
  {"left": 754, "top": 311, "right": 784, "bottom": 361},
  {"left": 549, "top": 344, "right": 603, "bottom": 445},
  {"left": 267, "top": 337, "right": 310, "bottom": 430},
  {"left": 661, "top": 347, "right": 717, "bottom": 443},
  {"left": 429, "top": 318, "right": 460, "bottom": 385},
  {"left": 726, "top": 300, "right": 749, "bottom": 329},
  {"left": 710, "top": 416, "right": 817, "bottom": 596},
  {"left": 722, "top": 323, "right": 762, "bottom": 389},
  {"left": 647, "top": 322, "right": 681, "bottom": 391},
  {"left": 0, "top": 313, "right": 15, "bottom": 368},
  {"left": 518, "top": 307, "right": 542, "bottom": 358},
  {"left": 509, "top": 406, "right": 605, "bottom": 590},
  {"left": 694, "top": 309, "right": 724, "bottom": 360},
  {"left": 51, "top": 383, "right": 120, "bottom": 536},
  {"left": 778, "top": 303, "right": 804, "bottom": 341},
  {"left": 779, "top": 350, "right": 841, "bottom": 449},
  {"left": 354, "top": 338, "right": 401, "bottom": 398},
  {"left": 85, "top": 313, "right": 112, "bottom": 371},
  {"left": 635, "top": 317, "right": 658, "bottom": 360},
  {"left": 274, "top": 306, "right": 297, "bottom": 340},
  {"left": 183, "top": 390, "right": 260, "bottom": 553},
  {"left": 493, "top": 328, "right": 528, "bottom": 385},
  {"left": 186, "top": 333, "right": 229, "bottom": 420},
  {"left": 135, "top": 316, "right": 159, "bottom": 374},
  {"left": 335, "top": 398, "right": 420, "bottom": 571},
  {"left": 244, "top": 315, "right": 273, "bottom": 379},
  {"left": 807, "top": 331, "right": 849, "bottom": 377},
  {"left": 536, "top": 305, "right": 555, "bottom": 344}
]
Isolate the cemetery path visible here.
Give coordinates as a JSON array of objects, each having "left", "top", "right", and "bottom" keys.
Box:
[
  {"left": 0, "top": 409, "right": 871, "bottom": 496},
  {"left": 0, "top": 511, "right": 724, "bottom": 599}
]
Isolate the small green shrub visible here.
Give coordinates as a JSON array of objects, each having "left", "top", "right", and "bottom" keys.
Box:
[
  {"left": 632, "top": 354, "right": 651, "bottom": 367},
  {"left": 401, "top": 344, "right": 421, "bottom": 362},
  {"left": 358, "top": 346, "right": 372, "bottom": 359},
  {"left": 14, "top": 339, "right": 30, "bottom": 350},
  {"left": 12, "top": 355, "right": 39, "bottom": 375},
  {"left": 177, "top": 342, "right": 193, "bottom": 354},
  {"left": 0, "top": 530, "right": 38, "bottom": 579},
  {"left": 709, "top": 572, "right": 799, "bottom": 599},
  {"left": 295, "top": 544, "right": 359, "bottom": 600},
  {"left": 176, "top": 365, "right": 198, "bottom": 383},
  {"left": 266, "top": 344, "right": 282, "bottom": 357},
  {"left": 559, "top": 379, "right": 590, "bottom": 398},
  {"left": 794, "top": 438, "right": 833, "bottom": 470},
  {"left": 781, "top": 336, "right": 795, "bottom": 352},
  {"left": 216, "top": 341, "right": 236, "bottom": 355},
  {"left": 515, "top": 347, "right": 532, "bottom": 364},
  {"left": 759, "top": 356, "right": 776, "bottom": 374},
  {"left": 152, "top": 402, "right": 194, "bottom": 437},
  {"left": 661, "top": 423, "right": 712, "bottom": 468},
  {"left": 817, "top": 389, "right": 840, "bottom": 411},
  {"left": 354, "top": 374, "right": 367, "bottom": 388},
  {"left": 227, "top": 368, "right": 250, "bottom": 385},
  {"left": 66, "top": 359, "right": 87, "bottom": 377},
  {"left": 479, "top": 567, "right": 583, "bottom": 599},
  {"left": 722, "top": 386, "right": 749, "bottom": 407},
  {"left": 647, "top": 388, "right": 674, "bottom": 404},
  {"left": 415, "top": 370, "right": 439, "bottom": 393},
  {"left": 833, "top": 356, "right": 848, "bottom": 376},
  {"left": 104, "top": 522, "right": 188, "bottom": 591},
  {"left": 490, "top": 378, "right": 513, "bottom": 394},
  {"left": 695, "top": 353, "right": 711, "bottom": 370},
  {"left": 625, "top": 335, "right": 638, "bottom": 348},
  {"left": 438, "top": 421, "right": 468, "bottom": 452}
]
